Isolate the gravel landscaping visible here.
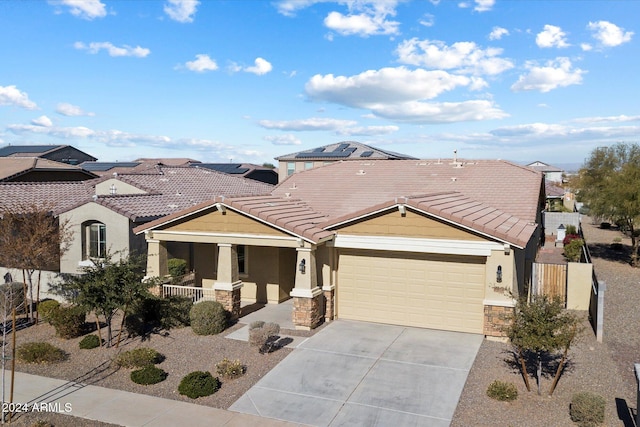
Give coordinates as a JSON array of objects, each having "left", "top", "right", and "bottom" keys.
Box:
[{"left": 452, "top": 217, "right": 638, "bottom": 427}]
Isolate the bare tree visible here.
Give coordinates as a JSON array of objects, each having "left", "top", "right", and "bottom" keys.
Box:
[{"left": 0, "top": 203, "right": 72, "bottom": 323}]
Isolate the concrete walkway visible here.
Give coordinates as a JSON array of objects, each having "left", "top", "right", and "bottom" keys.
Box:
[
  {"left": 230, "top": 320, "right": 483, "bottom": 427},
  {"left": 4, "top": 371, "right": 301, "bottom": 426}
]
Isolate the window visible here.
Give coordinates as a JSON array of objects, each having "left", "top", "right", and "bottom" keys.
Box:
[
  {"left": 304, "top": 161, "right": 313, "bottom": 170},
  {"left": 87, "top": 222, "right": 106, "bottom": 258},
  {"left": 287, "top": 162, "right": 295, "bottom": 176},
  {"left": 237, "top": 245, "right": 247, "bottom": 275}
]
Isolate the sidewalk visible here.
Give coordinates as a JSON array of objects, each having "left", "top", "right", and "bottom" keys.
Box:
[{"left": 3, "top": 372, "right": 301, "bottom": 427}]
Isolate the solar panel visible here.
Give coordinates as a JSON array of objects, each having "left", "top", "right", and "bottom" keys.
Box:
[
  {"left": 197, "top": 164, "right": 249, "bottom": 174},
  {"left": 295, "top": 151, "right": 351, "bottom": 158},
  {"left": 81, "top": 162, "right": 140, "bottom": 171},
  {"left": 0, "top": 145, "right": 62, "bottom": 156},
  {"left": 333, "top": 143, "right": 350, "bottom": 152},
  {"left": 312, "top": 147, "right": 326, "bottom": 153},
  {"left": 360, "top": 151, "right": 374, "bottom": 157}
]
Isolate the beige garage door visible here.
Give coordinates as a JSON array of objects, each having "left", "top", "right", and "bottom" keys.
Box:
[{"left": 337, "top": 249, "right": 486, "bottom": 333}]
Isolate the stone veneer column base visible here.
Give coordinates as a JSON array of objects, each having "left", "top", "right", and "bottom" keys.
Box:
[
  {"left": 215, "top": 287, "right": 242, "bottom": 319},
  {"left": 292, "top": 293, "right": 324, "bottom": 330},
  {"left": 323, "top": 288, "right": 335, "bottom": 322},
  {"left": 483, "top": 304, "right": 515, "bottom": 338}
]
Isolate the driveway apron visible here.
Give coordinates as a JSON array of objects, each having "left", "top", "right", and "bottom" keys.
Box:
[{"left": 230, "top": 320, "right": 483, "bottom": 426}]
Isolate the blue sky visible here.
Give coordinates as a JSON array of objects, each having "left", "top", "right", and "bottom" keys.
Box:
[{"left": 0, "top": 0, "right": 638, "bottom": 167}]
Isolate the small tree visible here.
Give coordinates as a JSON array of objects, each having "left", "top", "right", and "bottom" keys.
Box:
[
  {"left": 505, "top": 295, "right": 581, "bottom": 395},
  {"left": 0, "top": 203, "right": 72, "bottom": 322},
  {"left": 56, "top": 253, "right": 153, "bottom": 347}
]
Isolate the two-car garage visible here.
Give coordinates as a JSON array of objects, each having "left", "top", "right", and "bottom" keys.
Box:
[{"left": 336, "top": 249, "right": 486, "bottom": 334}]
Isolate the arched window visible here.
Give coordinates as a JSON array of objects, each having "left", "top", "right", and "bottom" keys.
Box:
[{"left": 83, "top": 221, "right": 106, "bottom": 259}]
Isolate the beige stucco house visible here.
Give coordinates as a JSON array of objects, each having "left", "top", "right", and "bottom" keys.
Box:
[{"left": 136, "top": 159, "right": 545, "bottom": 337}]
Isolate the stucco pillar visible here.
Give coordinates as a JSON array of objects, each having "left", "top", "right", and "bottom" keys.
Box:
[
  {"left": 145, "top": 239, "right": 168, "bottom": 297},
  {"left": 291, "top": 247, "right": 323, "bottom": 330},
  {"left": 214, "top": 243, "right": 242, "bottom": 318}
]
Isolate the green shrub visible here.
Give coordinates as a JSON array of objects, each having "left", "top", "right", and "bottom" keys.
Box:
[
  {"left": 216, "top": 358, "right": 245, "bottom": 379},
  {"left": 189, "top": 301, "right": 229, "bottom": 335},
  {"left": 130, "top": 365, "right": 168, "bottom": 385},
  {"left": 570, "top": 392, "right": 605, "bottom": 427},
  {"left": 17, "top": 342, "right": 67, "bottom": 364},
  {"left": 248, "top": 321, "right": 280, "bottom": 348},
  {"left": 126, "top": 295, "right": 192, "bottom": 337},
  {"left": 114, "top": 347, "right": 163, "bottom": 368},
  {"left": 37, "top": 299, "right": 60, "bottom": 323},
  {"left": 564, "top": 238, "right": 585, "bottom": 262},
  {"left": 49, "top": 305, "right": 86, "bottom": 339},
  {"left": 79, "top": 334, "right": 101, "bottom": 349},
  {"left": 168, "top": 258, "right": 187, "bottom": 278},
  {"left": 486, "top": 380, "right": 518, "bottom": 401},
  {"left": 178, "top": 371, "right": 220, "bottom": 398},
  {"left": 163, "top": 295, "right": 192, "bottom": 328},
  {"left": 565, "top": 225, "right": 578, "bottom": 235}
]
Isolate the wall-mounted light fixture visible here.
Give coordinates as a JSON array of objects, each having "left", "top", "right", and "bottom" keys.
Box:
[
  {"left": 298, "top": 259, "right": 306, "bottom": 274},
  {"left": 496, "top": 265, "right": 502, "bottom": 283}
]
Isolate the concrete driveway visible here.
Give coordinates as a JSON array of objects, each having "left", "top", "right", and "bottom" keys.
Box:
[{"left": 230, "top": 320, "right": 483, "bottom": 426}]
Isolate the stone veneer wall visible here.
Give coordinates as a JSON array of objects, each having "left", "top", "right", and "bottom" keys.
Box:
[
  {"left": 293, "top": 294, "right": 323, "bottom": 330},
  {"left": 484, "top": 304, "right": 514, "bottom": 337},
  {"left": 215, "top": 289, "right": 241, "bottom": 319},
  {"left": 324, "top": 289, "right": 334, "bottom": 321}
]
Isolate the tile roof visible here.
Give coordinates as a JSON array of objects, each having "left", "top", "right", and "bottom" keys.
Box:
[
  {"left": 0, "top": 158, "right": 97, "bottom": 181},
  {"left": 526, "top": 161, "right": 563, "bottom": 173},
  {"left": 134, "top": 158, "right": 201, "bottom": 166},
  {"left": 275, "top": 141, "right": 417, "bottom": 161},
  {"left": 0, "top": 181, "right": 94, "bottom": 214},
  {"left": 0, "top": 145, "right": 66, "bottom": 157},
  {"left": 545, "top": 181, "right": 565, "bottom": 198},
  {"left": 80, "top": 161, "right": 141, "bottom": 172},
  {"left": 137, "top": 159, "right": 543, "bottom": 247}
]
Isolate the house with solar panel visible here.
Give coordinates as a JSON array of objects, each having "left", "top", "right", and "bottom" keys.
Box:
[
  {"left": 274, "top": 141, "right": 416, "bottom": 182},
  {"left": 0, "top": 144, "right": 97, "bottom": 165}
]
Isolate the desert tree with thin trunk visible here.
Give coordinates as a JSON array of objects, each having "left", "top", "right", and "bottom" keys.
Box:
[
  {"left": 505, "top": 295, "right": 581, "bottom": 396},
  {"left": 0, "top": 203, "right": 72, "bottom": 323},
  {"left": 571, "top": 142, "right": 640, "bottom": 266},
  {"left": 55, "top": 252, "right": 154, "bottom": 348}
]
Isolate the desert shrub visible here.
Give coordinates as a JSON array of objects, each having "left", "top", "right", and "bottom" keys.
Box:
[
  {"left": 79, "top": 334, "right": 101, "bottom": 349},
  {"left": 37, "top": 299, "right": 60, "bottom": 323},
  {"left": 163, "top": 295, "right": 192, "bottom": 328},
  {"left": 570, "top": 392, "right": 605, "bottom": 427},
  {"left": 31, "top": 420, "right": 54, "bottom": 427},
  {"left": 178, "top": 371, "right": 220, "bottom": 398},
  {"left": 216, "top": 358, "right": 245, "bottom": 379},
  {"left": 248, "top": 322, "right": 280, "bottom": 348},
  {"left": 130, "top": 365, "right": 168, "bottom": 385},
  {"left": 564, "top": 238, "right": 585, "bottom": 262},
  {"left": 563, "top": 233, "right": 582, "bottom": 245},
  {"left": 17, "top": 342, "right": 67, "bottom": 364},
  {"left": 49, "top": 305, "right": 86, "bottom": 339},
  {"left": 126, "top": 295, "right": 192, "bottom": 337},
  {"left": 486, "top": 380, "right": 518, "bottom": 401},
  {"left": 189, "top": 301, "right": 229, "bottom": 335},
  {"left": 168, "top": 258, "right": 187, "bottom": 279},
  {"left": 114, "top": 347, "right": 163, "bottom": 368},
  {"left": 249, "top": 320, "right": 265, "bottom": 330},
  {"left": 565, "top": 225, "right": 578, "bottom": 235}
]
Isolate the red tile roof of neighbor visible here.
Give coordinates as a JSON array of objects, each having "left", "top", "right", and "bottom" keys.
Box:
[
  {"left": 136, "top": 159, "right": 543, "bottom": 247},
  {"left": 0, "top": 166, "right": 274, "bottom": 222}
]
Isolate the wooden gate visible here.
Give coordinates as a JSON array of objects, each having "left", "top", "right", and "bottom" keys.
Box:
[{"left": 531, "top": 262, "right": 567, "bottom": 304}]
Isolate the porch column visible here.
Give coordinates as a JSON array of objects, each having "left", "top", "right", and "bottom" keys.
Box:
[
  {"left": 291, "top": 247, "right": 323, "bottom": 330},
  {"left": 145, "top": 239, "right": 168, "bottom": 297},
  {"left": 214, "top": 243, "right": 242, "bottom": 318}
]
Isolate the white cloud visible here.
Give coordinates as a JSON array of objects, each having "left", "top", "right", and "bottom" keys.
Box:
[
  {"left": 324, "top": 10, "right": 399, "bottom": 36},
  {"left": 581, "top": 43, "right": 592, "bottom": 51},
  {"left": 245, "top": 58, "right": 273, "bottom": 75},
  {"left": 185, "top": 54, "right": 219, "bottom": 72},
  {"left": 258, "top": 117, "right": 357, "bottom": 131},
  {"left": 419, "top": 14, "right": 434, "bottom": 27},
  {"left": 368, "top": 99, "right": 508, "bottom": 123},
  {"left": 274, "top": 0, "right": 320, "bottom": 17},
  {"left": 50, "top": 0, "right": 106, "bottom": 20},
  {"left": 588, "top": 21, "right": 633, "bottom": 47},
  {"left": 0, "top": 85, "right": 37, "bottom": 110},
  {"left": 56, "top": 103, "right": 95, "bottom": 117},
  {"left": 164, "top": 0, "right": 199, "bottom": 23},
  {"left": 263, "top": 135, "right": 302, "bottom": 145},
  {"left": 474, "top": 0, "right": 495, "bottom": 12},
  {"left": 74, "top": 41, "right": 150, "bottom": 57},
  {"left": 573, "top": 114, "right": 640, "bottom": 124},
  {"left": 8, "top": 124, "right": 95, "bottom": 138},
  {"left": 489, "top": 26, "right": 509, "bottom": 40},
  {"left": 31, "top": 116, "right": 53, "bottom": 127},
  {"left": 336, "top": 125, "right": 399, "bottom": 136},
  {"left": 536, "top": 25, "right": 570, "bottom": 48},
  {"left": 395, "top": 39, "right": 513, "bottom": 76},
  {"left": 511, "top": 57, "right": 585, "bottom": 93}
]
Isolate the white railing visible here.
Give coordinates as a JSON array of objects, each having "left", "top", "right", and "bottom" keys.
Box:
[{"left": 162, "top": 284, "right": 216, "bottom": 303}]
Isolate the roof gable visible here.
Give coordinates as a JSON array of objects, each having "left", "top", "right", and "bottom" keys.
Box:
[{"left": 275, "top": 141, "right": 416, "bottom": 161}]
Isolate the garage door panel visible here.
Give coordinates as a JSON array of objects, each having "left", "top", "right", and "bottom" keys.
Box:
[{"left": 337, "top": 249, "right": 485, "bottom": 333}]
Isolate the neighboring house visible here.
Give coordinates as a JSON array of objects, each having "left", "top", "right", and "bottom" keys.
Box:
[
  {"left": 526, "top": 161, "right": 564, "bottom": 183},
  {"left": 80, "top": 158, "right": 201, "bottom": 176},
  {"left": 0, "top": 144, "right": 97, "bottom": 165},
  {"left": 274, "top": 141, "right": 416, "bottom": 182},
  {"left": 0, "top": 158, "right": 98, "bottom": 182},
  {"left": 0, "top": 166, "right": 274, "bottom": 300},
  {"left": 135, "top": 159, "right": 545, "bottom": 337},
  {"left": 193, "top": 163, "right": 278, "bottom": 185}
]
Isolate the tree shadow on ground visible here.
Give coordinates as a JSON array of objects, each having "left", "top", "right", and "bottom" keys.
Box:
[
  {"left": 502, "top": 348, "right": 576, "bottom": 389},
  {"left": 587, "top": 243, "right": 633, "bottom": 265}
]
